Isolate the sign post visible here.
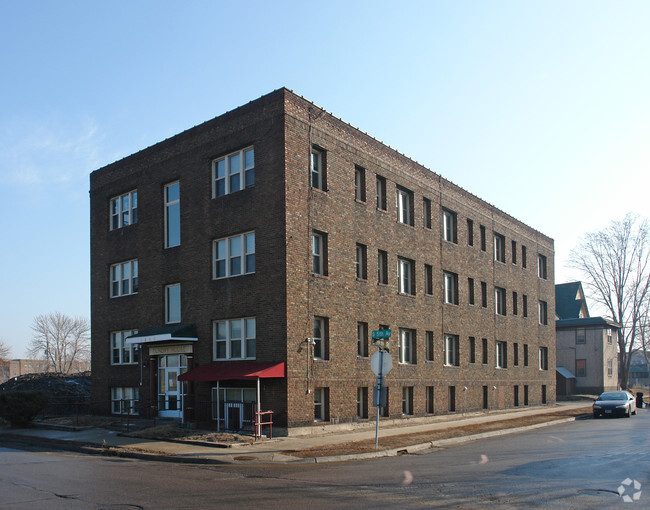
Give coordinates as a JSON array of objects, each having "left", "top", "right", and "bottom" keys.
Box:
[{"left": 370, "top": 330, "right": 392, "bottom": 449}]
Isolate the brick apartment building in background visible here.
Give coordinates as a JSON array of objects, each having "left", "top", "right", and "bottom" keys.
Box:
[{"left": 90, "top": 88, "right": 556, "bottom": 432}]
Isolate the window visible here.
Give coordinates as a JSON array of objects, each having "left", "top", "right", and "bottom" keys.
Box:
[
  {"left": 538, "top": 254, "right": 548, "bottom": 279},
  {"left": 214, "top": 318, "right": 256, "bottom": 360},
  {"left": 426, "top": 386, "right": 434, "bottom": 414},
  {"left": 354, "top": 165, "right": 366, "bottom": 201},
  {"left": 110, "top": 259, "right": 138, "bottom": 298},
  {"left": 539, "top": 300, "right": 548, "bottom": 325},
  {"left": 110, "top": 190, "right": 137, "bottom": 230},
  {"left": 480, "top": 225, "right": 486, "bottom": 251},
  {"left": 357, "top": 387, "right": 368, "bottom": 419},
  {"left": 442, "top": 208, "right": 457, "bottom": 243},
  {"left": 469, "top": 337, "right": 476, "bottom": 364},
  {"left": 377, "top": 250, "right": 388, "bottom": 284},
  {"left": 164, "top": 181, "right": 180, "bottom": 248},
  {"left": 397, "top": 257, "right": 415, "bottom": 295},
  {"left": 483, "top": 386, "right": 489, "bottom": 409},
  {"left": 607, "top": 329, "right": 613, "bottom": 344},
  {"left": 310, "top": 147, "right": 326, "bottom": 190},
  {"left": 448, "top": 386, "right": 456, "bottom": 412},
  {"left": 398, "top": 328, "right": 416, "bottom": 364},
  {"left": 511, "top": 240, "right": 517, "bottom": 264},
  {"left": 494, "top": 233, "right": 505, "bottom": 263},
  {"left": 576, "top": 328, "right": 586, "bottom": 344},
  {"left": 314, "top": 387, "right": 329, "bottom": 422},
  {"left": 524, "top": 343, "right": 529, "bottom": 366},
  {"left": 111, "top": 330, "right": 139, "bottom": 365},
  {"left": 213, "top": 232, "right": 255, "bottom": 279},
  {"left": 539, "top": 346, "right": 548, "bottom": 371},
  {"left": 513, "top": 342, "right": 519, "bottom": 366},
  {"left": 607, "top": 359, "right": 614, "bottom": 376},
  {"left": 424, "top": 264, "right": 433, "bottom": 295},
  {"left": 376, "top": 175, "right": 387, "bottom": 211},
  {"left": 379, "top": 387, "right": 390, "bottom": 417},
  {"left": 444, "top": 334, "right": 459, "bottom": 366},
  {"left": 467, "top": 219, "right": 474, "bottom": 246},
  {"left": 423, "top": 198, "right": 432, "bottom": 229},
  {"left": 396, "top": 186, "right": 414, "bottom": 226},
  {"left": 542, "top": 385, "right": 547, "bottom": 404},
  {"left": 313, "top": 317, "right": 329, "bottom": 360},
  {"left": 523, "top": 294, "right": 528, "bottom": 317},
  {"left": 481, "top": 281, "right": 487, "bottom": 308},
  {"left": 443, "top": 271, "right": 458, "bottom": 305},
  {"left": 522, "top": 245, "right": 527, "bottom": 268},
  {"left": 496, "top": 341, "right": 508, "bottom": 368},
  {"left": 524, "top": 385, "right": 529, "bottom": 405},
  {"left": 213, "top": 147, "right": 254, "bottom": 197},
  {"left": 357, "top": 322, "right": 368, "bottom": 358},
  {"left": 512, "top": 291, "right": 518, "bottom": 315},
  {"left": 356, "top": 243, "right": 367, "bottom": 280},
  {"left": 576, "top": 359, "right": 586, "bottom": 377},
  {"left": 111, "top": 387, "right": 139, "bottom": 415},
  {"left": 468, "top": 278, "right": 475, "bottom": 305},
  {"left": 165, "top": 284, "right": 181, "bottom": 324},
  {"left": 514, "top": 386, "right": 519, "bottom": 407},
  {"left": 495, "top": 287, "right": 506, "bottom": 315},
  {"left": 482, "top": 338, "right": 488, "bottom": 364},
  {"left": 312, "top": 231, "right": 328, "bottom": 276},
  {"left": 425, "top": 330, "right": 434, "bottom": 362},
  {"left": 402, "top": 386, "right": 414, "bottom": 415}
]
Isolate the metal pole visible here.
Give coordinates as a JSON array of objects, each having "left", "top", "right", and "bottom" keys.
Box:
[{"left": 375, "top": 349, "right": 384, "bottom": 449}]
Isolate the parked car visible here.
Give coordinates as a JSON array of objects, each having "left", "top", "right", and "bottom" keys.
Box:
[{"left": 593, "top": 391, "right": 637, "bottom": 418}]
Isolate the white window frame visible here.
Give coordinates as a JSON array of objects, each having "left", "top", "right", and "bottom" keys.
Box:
[
  {"left": 357, "top": 322, "right": 368, "bottom": 358},
  {"left": 110, "top": 190, "right": 138, "bottom": 230},
  {"left": 444, "top": 334, "right": 459, "bottom": 367},
  {"left": 213, "top": 232, "right": 255, "bottom": 279},
  {"left": 212, "top": 147, "right": 255, "bottom": 197},
  {"left": 111, "top": 387, "right": 139, "bottom": 415},
  {"left": 495, "top": 287, "right": 506, "bottom": 315},
  {"left": 164, "top": 181, "right": 180, "bottom": 248},
  {"left": 402, "top": 386, "right": 414, "bottom": 415},
  {"left": 607, "top": 359, "right": 613, "bottom": 376},
  {"left": 538, "top": 253, "right": 548, "bottom": 279},
  {"left": 165, "top": 284, "right": 181, "bottom": 324},
  {"left": 398, "top": 328, "right": 415, "bottom": 364},
  {"left": 443, "top": 271, "right": 458, "bottom": 304},
  {"left": 494, "top": 233, "right": 505, "bottom": 263},
  {"left": 539, "top": 346, "right": 548, "bottom": 371},
  {"left": 354, "top": 165, "right": 366, "bottom": 201},
  {"left": 442, "top": 209, "right": 457, "bottom": 243},
  {"left": 539, "top": 300, "right": 548, "bottom": 325},
  {"left": 314, "top": 387, "right": 328, "bottom": 421},
  {"left": 312, "top": 232, "right": 326, "bottom": 276},
  {"left": 396, "top": 187, "right": 412, "bottom": 225},
  {"left": 313, "top": 317, "right": 328, "bottom": 360},
  {"left": 111, "top": 330, "right": 139, "bottom": 365},
  {"left": 110, "top": 259, "right": 138, "bottom": 298},
  {"left": 496, "top": 340, "right": 507, "bottom": 368},
  {"left": 398, "top": 257, "right": 414, "bottom": 295},
  {"left": 213, "top": 318, "right": 256, "bottom": 360},
  {"left": 311, "top": 148, "right": 325, "bottom": 190}
]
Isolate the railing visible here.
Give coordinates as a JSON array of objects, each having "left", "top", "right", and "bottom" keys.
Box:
[{"left": 253, "top": 410, "right": 274, "bottom": 439}]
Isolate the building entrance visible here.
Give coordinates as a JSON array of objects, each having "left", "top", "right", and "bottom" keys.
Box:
[{"left": 158, "top": 354, "right": 187, "bottom": 418}]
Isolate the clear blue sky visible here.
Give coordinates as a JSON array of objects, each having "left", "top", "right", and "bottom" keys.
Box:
[{"left": 1, "top": 1, "right": 649, "bottom": 357}]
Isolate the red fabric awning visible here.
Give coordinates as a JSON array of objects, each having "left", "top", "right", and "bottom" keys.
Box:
[{"left": 178, "top": 361, "right": 286, "bottom": 382}]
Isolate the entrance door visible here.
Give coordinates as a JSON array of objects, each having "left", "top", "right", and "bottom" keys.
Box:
[{"left": 158, "top": 354, "right": 187, "bottom": 418}]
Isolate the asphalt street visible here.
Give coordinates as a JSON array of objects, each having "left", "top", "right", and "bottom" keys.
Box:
[{"left": 1, "top": 409, "right": 648, "bottom": 509}]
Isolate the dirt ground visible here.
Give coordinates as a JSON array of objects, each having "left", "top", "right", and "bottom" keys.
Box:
[
  {"left": 287, "top": 406, "right": 592, "bottom": 458},
  {"left": 122, "top": 424, "right": 256, "bottom": 444}
]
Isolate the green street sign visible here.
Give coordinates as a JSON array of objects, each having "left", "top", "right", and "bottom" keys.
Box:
[{"left": 371, "top": 329, "right": 391, "bottom": 339}]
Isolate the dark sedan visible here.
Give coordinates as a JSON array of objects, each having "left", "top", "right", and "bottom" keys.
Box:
[{"left": 593, "top": 391, "right": 637, "bottom": 418}]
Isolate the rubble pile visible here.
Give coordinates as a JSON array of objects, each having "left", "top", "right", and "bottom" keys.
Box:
[{"left": 0, "top": 372, "right": 91, "bottom": 414}]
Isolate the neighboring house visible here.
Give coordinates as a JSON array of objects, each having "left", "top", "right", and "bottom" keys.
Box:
[
  {"left": 555, "top": 282, "right": 619, "bottom": 394},
  {"left": 0, "top": 359, "right": 49, "bottom": 384},
  {"left": 629, "top": 351, "right": 649, "bottom": 388},
  {"left": 90, "top": 88, "right": 556, "bottom": 432}
]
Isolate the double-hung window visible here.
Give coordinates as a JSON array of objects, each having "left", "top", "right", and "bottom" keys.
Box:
[
  {"left": 426, "top": 331, "right": 434, "bottom": 361},
  {"left": 377, "top": 250, "right": 388, "bottom": 284},
  {"left": 397, "top": 257, "right": 415, "bottom": 295},
  {"left": 214, "top": 318, "right": 256, "bottom": 360},
  {"left": 355, "top": 165, "right": 366, "bottom": 201},
  {"left": 398, "top": 328, "right": 415, "bottom": 364},
  {"left": 402, "top": 386, "right": 414, "bottom": 415},
  {"left": 538, "top": 254, "right": 548, "bottom": 279},
  {"left": 443, "top": 271, "right": 458, "bottom": 305},
  {"left": 312, "top": 231, "right": 327, "bottom": 276},
  {"left": 110, "top": 190, "right": 137, "bottom": 230},
  {"left": 311, "top": 147, "right": 326, "bottom": 190},
  {"left": 495, "top": 286, "right": 506, "bottom": 315},
  {"left": 213, "top": 147, "right": 255, "bottom": 197},
  {"left": 357, "top": 322, "right": 368, "bottom": 357},
  {"left": 314, "top": 387, "right": 329, "bottom": 421},
  {"left": 111, "top": 387, "right": 139, "bottom": 415},
  {"left": 576, "top": 359, "right": 587, "bottom": 377},
  {"left": 539, "top": 346, "right": 548, "bottom": 370},
  {"left": 424, "top": 264, "right": 433, "bottom": 295},
  {"left": 214, "top": 232, "right": 255, "bottom": 279},
  {"left": 539, "top": 300, "right": 548, "bottom": 325},
  {"left": 442, "top": 209, "right": 457, "bottom": 243},
  {"left": 396, "top": 186, "right": 413, "bottom": 226},
  {"left": 111, "top": 330, "right": 139, "bottom": 365},
  {"left": 313, "top": 317, "right": 329, "bottom": 360},
  {"left": 165, "top": 284, "right": 181, "bottom": 324},
  {"left": 376, "top": 175, "right": 387, "bottom": 211},
  {"left": 110, "top": 259, "right": 138, "bottom": 297},
  {"left": 496, "top": 340, "right": 507, "bottom": 368},
  {"left": 356, "top": 243, "right": 367, "bottom": 280},
  {"left": 164, "top": 181, "right": 180, "bottom": 248},
  {"left": 423, "top": 198, "right": 432, "bottom": 229},
  {"left": 444, "top": 334, "right": 460, "bottom": 367},
  {"left": 494, "top": 233, "right": 505, "bottom": 263}
]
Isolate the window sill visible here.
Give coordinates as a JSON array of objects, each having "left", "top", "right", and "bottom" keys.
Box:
[
  {"left": 356, "top": 277, "right": 368, "bottom": 283},
  {"left": 443, "top": 364, "right": 460, "bottom": 368},
  {"left": 355, "top": 199, "right": 366, "bottom": 205},
  {"left": 357, "top": 355, "right": 369, "bottom": 360},
  {"left": 311, "top": 273, "right": 330, "bottom": 280},
  {"left": 399, "top": 362, "right": 416, "bottom": 366},
  {"left": 396, "top": 221, "right": 415, "bottom": 229},
  {"left": 313, "top": 358, "right": 330, "bottom": 362},
  {"left": 397, "top": 292, "right": 416, "bottom": 298},
  {"left": 442, "top": 239, "right": 458, "bottom": 246},
  {"left": 310, "top": 186, "right": 329, "bottom": 195}
]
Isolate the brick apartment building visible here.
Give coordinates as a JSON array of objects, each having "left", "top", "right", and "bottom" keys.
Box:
[{"left": 90, "top": 88, "right": 556, "bottom": 432}]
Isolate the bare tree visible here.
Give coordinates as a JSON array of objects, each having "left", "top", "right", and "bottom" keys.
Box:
[
  {"left": 27, "top": 312, "right": 90, "bottom": 374},
  {"left": 0, "top": 339, "right": 10, "bottom": 362},
  {"left": 570, "top": 214, "right": 650, "bottom": 389}
]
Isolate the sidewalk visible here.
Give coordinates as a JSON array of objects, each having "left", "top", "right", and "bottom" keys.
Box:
[{"left": 0, "top": 402, "right": 591, "bottom": 465}]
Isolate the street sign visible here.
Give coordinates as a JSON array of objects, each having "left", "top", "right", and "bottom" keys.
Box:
[
  {"left": 371, "top": 329, "right": 391, "bottom": 339},
  {"left": 370, "top": 350, "right": 393, "bottom": 376}
]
